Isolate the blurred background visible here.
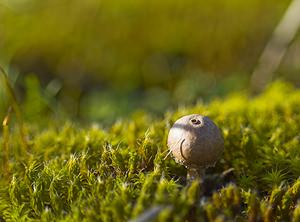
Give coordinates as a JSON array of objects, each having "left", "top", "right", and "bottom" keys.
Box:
[{"left": 0, "top": 0, "right": 299, "bottom": 124}]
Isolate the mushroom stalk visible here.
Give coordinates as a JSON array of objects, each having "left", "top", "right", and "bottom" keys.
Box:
[{"left": 187, "top": 168, "right": 205, "bottom": 183}]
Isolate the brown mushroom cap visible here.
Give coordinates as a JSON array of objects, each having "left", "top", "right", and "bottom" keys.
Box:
[{"left": 167, "top": 114, "right": 224, "bottom": 169}]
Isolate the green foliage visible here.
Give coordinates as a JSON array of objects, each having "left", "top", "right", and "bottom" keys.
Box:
[
  {"left": 1, "top": 81, "right": 300, "bottom": 221},
  {"left": 1, "top": 0, "right": 296, "bottom": 120},
  {"left": 0, "top": 0, "right": 289, "bottom": 84}
]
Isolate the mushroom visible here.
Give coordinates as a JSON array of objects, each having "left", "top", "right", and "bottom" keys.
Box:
[{"left": 167, "top": 114, "right": 224, "bottom": 182}]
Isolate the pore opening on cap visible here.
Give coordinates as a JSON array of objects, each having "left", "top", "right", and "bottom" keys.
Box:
[{"left": 190, "top": 118, "right": 202, "bottom": 126}]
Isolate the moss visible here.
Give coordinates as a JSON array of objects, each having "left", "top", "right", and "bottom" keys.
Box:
[{"left": 0, "top": 81, "right": 300, "bottom": 221}]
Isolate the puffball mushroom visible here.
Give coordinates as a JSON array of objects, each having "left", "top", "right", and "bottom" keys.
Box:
[{"left": 167, "top": 114, "right": 224, "bottom": 181}]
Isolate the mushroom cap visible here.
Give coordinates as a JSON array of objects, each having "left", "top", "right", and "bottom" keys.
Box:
[{"left": 167, "top": 114, "right": 224, "bottom": 169}]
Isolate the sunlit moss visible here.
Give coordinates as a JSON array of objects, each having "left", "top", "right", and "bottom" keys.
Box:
[{"left": 0, "top": 81, "right": 300, "bottom": 221}]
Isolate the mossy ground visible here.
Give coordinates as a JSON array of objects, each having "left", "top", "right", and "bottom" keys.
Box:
[{"left": 1, "top": 82, "right": 300, "bottom": 221}]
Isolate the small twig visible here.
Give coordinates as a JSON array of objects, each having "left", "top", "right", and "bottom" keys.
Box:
[
  {"left": 0, "top": 65, "right": 28, "bottom": 152},
  {"left": 2, "top": 107, "right": 12, "bottom": 127},
  {"left": 163, "top": 149, "right": 172, "bottom": 160},
  {"left": 250, "top": 0, "right": 300, "bottom": 93},
  {"left": 129, "top": 205, "right": 172, "bottom": 222},
  {"left": 2, "top": 107, "right": 12, "bottom": 177}
]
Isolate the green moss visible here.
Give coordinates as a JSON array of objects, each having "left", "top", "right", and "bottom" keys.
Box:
[{"left": 1, "top": 81, "right": 300, "bottom": 221}]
